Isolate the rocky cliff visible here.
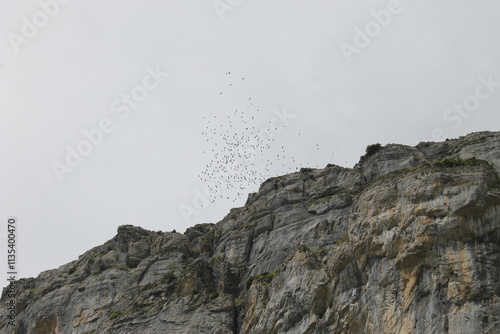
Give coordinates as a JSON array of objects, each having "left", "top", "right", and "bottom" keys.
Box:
[{"left": 1, "top": 131, "right": 500, "bottom": 334}]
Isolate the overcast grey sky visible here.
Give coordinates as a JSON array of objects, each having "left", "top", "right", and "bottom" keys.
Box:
[{"left": 1, "top": 0, "right": 499, "bottom": 279}]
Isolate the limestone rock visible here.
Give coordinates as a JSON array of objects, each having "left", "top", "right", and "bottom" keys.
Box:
[{"left": 1, "top": 131, "right": 499, "bottom": 333}]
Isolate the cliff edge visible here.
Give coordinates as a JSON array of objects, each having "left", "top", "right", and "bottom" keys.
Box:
[{"left": 1, "top": 131, "right": 500, "bottom": 334}]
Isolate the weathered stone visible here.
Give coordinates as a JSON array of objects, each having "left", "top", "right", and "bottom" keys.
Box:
[{"left": 1, "top": 131, "right": 499, "bottom": 333}]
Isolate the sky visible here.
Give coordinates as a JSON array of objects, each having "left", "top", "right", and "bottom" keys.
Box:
[{"left": 0, "top": 0, "right": 499, "bottom": 280}]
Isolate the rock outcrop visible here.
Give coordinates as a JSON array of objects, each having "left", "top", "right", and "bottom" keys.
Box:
[{"left": 1, "top": 131, "right": 500, "bottom": 334}]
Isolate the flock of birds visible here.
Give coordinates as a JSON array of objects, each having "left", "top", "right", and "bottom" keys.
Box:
[{"left": 198, "top": 72, "right": 337, "bottom": 205}]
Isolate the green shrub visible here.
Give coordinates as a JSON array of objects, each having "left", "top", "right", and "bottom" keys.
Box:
[
  {"left": 365, "top": 143, "right": 382, "bottom": 157},
  {"left": 161, "top": 270, "right": 177, "bottom": 284},
  {"left": 68, "top": 265, "right": 77, "bottom": 275}
]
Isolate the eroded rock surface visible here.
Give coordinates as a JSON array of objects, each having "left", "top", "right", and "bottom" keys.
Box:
[{"left": 1, "top": 131, "right": 499, "bottom": 334}]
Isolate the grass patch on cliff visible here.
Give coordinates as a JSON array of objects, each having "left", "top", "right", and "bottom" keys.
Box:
[
  {"left": 90, "top": 258, "right": 112, "bottom": 275},
  {"left": 68, "top": 264, "right": 78, "bottom": 275},
  {"left": 311, "top": 248, "right": 327, "bottom": 255},
  {"left": 234, "top": 298, "right": 246, "bottom": 307},
  {"left": 336, "top": 232, "right": 348, "bottom": 245},
  {"left": 366, "top": 158, "right": 490, "bottom": 190},
  {"left": 131, "top": 302, "right": 153, "bottom": 313},
  {"left": 109, "top": 310, "right": 124, "bottom": 320},
  {"left": 434, "top": 157, "right": 486, "bottom": 168},
  {"left": 246, "top": 272, "right": 275, "bottom": 289},
  {"left": 208, "top": 291, "right": 219, "bottom": 299},
  {"left": 365, "top": 163, "right": 432, "bottom": 188},
  {"left": 297, "top": 244, "right": 310, "bottom": 252},
  {"left": 88, "top": 255, "right": 96, "bottom": 265},
  {"left": 212, "top": 254, "right": 224, "bottom": 263},
  {"left": 161, "top": 270, "right": 177, "bottom": 284},
  {"left": 139, "top": 283, "right": 155, "bottom": 292},
  {"left": 93, "top": 264, "right": 127, "bottom": 276},
  {"left": 366, "top": 170, "right": 406, "bottom": 188}
]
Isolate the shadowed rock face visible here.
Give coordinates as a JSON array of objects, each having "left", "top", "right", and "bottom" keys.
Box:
[{"left": 1, "top": 131, "right": 500, "bottom": 334}]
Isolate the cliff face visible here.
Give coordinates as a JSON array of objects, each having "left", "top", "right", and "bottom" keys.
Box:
[{"left": 2, "top": 131, "right": 500, "bottom": 334}]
